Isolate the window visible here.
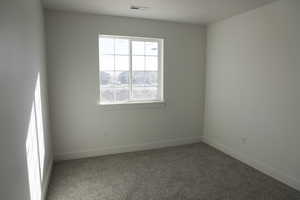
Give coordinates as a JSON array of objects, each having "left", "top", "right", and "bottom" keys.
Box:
[{"left": 99, "top": 35, "right": 164, "bottom": 105}]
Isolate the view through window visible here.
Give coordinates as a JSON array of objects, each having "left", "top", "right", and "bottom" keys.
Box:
[{"left": 99, "top": 35, "right": 164, "bottom": 105}]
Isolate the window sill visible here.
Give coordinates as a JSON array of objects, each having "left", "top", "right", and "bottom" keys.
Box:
[{"left": 97, "top": 101, "right": 166, "bottom": 111}]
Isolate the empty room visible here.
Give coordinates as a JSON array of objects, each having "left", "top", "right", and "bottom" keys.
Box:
[{"left": 1, "top": 0, "right": 300, "bottom": 199}]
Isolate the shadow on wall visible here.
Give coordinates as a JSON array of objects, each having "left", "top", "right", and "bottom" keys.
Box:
[{"left": 26, "top": 73, "right": 46, "bottom": 200}]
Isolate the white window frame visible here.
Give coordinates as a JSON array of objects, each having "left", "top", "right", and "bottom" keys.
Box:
[{"left": 98, "top": 34, "right": 164, "bottom": 105}]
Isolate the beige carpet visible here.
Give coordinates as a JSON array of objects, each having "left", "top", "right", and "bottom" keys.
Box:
[{"left": 47, "top": 143, "right": 300, "bottom": 200}]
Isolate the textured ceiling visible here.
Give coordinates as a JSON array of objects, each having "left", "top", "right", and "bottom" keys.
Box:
[{"left": 43, "top": 0, "right": 277, "bottom": 24}]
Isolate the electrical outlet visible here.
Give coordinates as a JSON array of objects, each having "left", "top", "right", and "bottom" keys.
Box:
[
  {"left": 241, "top": 137, "right": 247, "bottom": 144},
  {"left": 103, "top": 131, "right": 109, "bottom": 136}
]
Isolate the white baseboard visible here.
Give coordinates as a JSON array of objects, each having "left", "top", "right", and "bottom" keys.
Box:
[
  {"left": 42, "top": 159, "right": 53, "bottom": 200},
  {"left": 54, "top": 136, "right": 203, "bottom": 161},
  {"left": 202, "top": 136, "right": 300, "bottom": 191}
]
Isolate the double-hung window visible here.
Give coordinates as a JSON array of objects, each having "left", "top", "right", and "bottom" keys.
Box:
[{"left": 99, "top": 35, "right": 164, "bottom": 105}]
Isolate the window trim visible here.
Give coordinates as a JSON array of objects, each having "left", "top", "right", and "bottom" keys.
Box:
[{"left": 98, "top": 34, "right": 164, "bottom": 105}]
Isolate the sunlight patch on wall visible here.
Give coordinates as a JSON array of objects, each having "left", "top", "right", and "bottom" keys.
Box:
[
  {"left": 26, "top": 73, "right": 46, "bottom": 200},
  {"left": 34, "top": 74, "right": 45, "bottom": 177},
  {"left": 26, "top": 104, "right": 42, "bottom": 200}
]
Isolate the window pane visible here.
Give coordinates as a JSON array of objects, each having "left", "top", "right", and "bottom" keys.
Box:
[
  {"left": 132, "top": 87, "right": 158, "bottom": 100},
  {"left": 144, "top": 72, "right": 158, "bottom": 86},
  {"left": 115, "top": 56, "right": 129, "bottom": 71},
  {"left": 100, "top": 55, "right": 114, "bottom": 71},
  {"left": 132, "top": 56, "right": 144, "bottom": 71},
  {"left": 115, "top": 87, "right": 129, "bottom": 102},
  {"left": 100, "top": 88, "right": 114, "bottom": 103},
  {"left": 99, "top": 35, "right": 163, "bottom": 104},
  {"left": 100, "top": 71, "right": 114, "bottom": 86},
  {"left": 99, "top": 38, "right": 114, "bottom": 54},
  {"left": 133, "top": 71, "right": 145, "bottom": 86},
  {"left": 115, "top": 71, "right": 129, "bottom": 86},
  {"left": 145, "top": 42, "right": 158, "bottom": 56},
  {"left": 145, "top": 56, "right": 158, "bottom": 71},
  {"left": 115, "top": 39, "right": 129, "bottom": 55},
  {"left": 132, "top": 41, "right": 144, "bottom": 55}
]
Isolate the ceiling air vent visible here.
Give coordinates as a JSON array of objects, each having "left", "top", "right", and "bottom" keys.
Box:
[{"left": 130, "top": 5, "right": 149, "bottom": 10}]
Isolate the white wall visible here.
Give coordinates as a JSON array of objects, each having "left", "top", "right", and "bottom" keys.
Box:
[
  {"left": 204, "top": 0, "right": 300, "bottom": 190},
  {"left": 0, "top": 0, "right": 52, "bottom": 199},
  {"left": 45, "top": 10, "right": 206, "bottom": 160}
]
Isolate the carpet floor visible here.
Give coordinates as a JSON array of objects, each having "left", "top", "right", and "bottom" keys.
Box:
[{"left": 47, "top": 143, "right": 300, "bottom": 200}]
